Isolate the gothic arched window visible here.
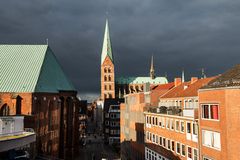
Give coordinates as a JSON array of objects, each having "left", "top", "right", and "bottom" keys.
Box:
[
  {"left": 0, "top": 104, "right": 10, "bottom": 116},
  {"left": 104, "top": 76, "right": 107, "bottom": 81},
  {"left": 108, "top": 76, "right": 111, "bottom": 81}
]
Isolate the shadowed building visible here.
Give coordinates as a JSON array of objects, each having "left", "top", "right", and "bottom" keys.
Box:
[{"left": 0, "top": 45, "right": 80, "bottom": 159}]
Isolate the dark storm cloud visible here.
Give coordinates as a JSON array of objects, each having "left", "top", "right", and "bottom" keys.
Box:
[{"left": 1, "top": 0, "right": 240, "bottom": 99}]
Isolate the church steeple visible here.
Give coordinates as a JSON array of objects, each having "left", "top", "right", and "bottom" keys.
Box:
[
  {"left": 101, "top": 19, "right": 113, "bottom": 65},
  {"left": 150, "top": 55, "right": 155, "bottom": 79},
  {"left": 101, "top": 19, "right": 115, "bottom": 100}
]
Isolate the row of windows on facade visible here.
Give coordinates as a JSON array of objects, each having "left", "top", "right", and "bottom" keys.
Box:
[
  {"left": 105, "top": 128, "right": 120, "bottom": 135},
  {"left": 104, "top": 67, "right": 112, "bottom": 73},
  {"left": 146, "top": 132, "right": 198, "bottom": 160},
  {"left": 145, "top": 147, "right": 169, "bottom": 160},
  {"left": 146, "top": 115, "right": 198, "bottom": 135},
  {"left": 104, "top": 93, "right": 113, "bottom": 99},
  {"left": 105, "top": 121, "right": 120, "bottom": 127},
  {"left": 105, "top": 113, "right": 120, "bottom": 119},
  {"left": 104, "top": 85, "right": 113, "bottom": 90},
  {"left": 159, "top": 99, "right": 199, "bottom": 108},
  {"left": 104, "top": 75, "right": 112, "bottom": 81}
]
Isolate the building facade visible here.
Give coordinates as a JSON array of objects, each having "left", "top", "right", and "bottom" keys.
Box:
[
  {"left": 103, "top": 98, "right": 124, "bottom": 145},
  {"left": 120, "top": 83, "right": 174, "bottom": 160},
  {"left": 198, "top": 64, "right": 240, "bottom": 160}
]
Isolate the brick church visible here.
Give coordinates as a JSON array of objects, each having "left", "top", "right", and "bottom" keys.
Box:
[
  {"left": 0, "top": 45, "right": 79, "bottom": 159},
  {"left": 100, "top": 20, "right": 168, "bottom": 100}
]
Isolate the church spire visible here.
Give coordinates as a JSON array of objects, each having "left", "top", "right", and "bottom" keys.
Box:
[
  {"left": 150, "top": 55, "right": 155, "bottom": 79},
  {"left": 101, "top": 19, "right": 113, "bottom": 65}
]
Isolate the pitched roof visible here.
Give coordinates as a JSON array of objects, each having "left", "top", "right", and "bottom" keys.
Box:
[
  {"left": 202, "top": 64, "right": 240, "bottom": 89},
  {"left": 101, "top": 19, "right": 113, "bottom": 65},
  {"left": 116, "top": 77, "right": 168, "bottom": 85},
  {"left": 0, "top": 45, "right": 75, "bottom": 93},
  {"left": 151, "top": 82, "right": 175, "bottom": 91},
  {"left": 161, "top": 77, "right": 216, "bottom": 98}
]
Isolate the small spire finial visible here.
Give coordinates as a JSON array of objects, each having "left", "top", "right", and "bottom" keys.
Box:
[
  {"left": 201, "top": 68, "right": 206, "bottom": 78},
  {"left": 182, "top": 69, "right": 185, "bottom": 82},
  {"left": 150, "top": 55, "right": 155, "bottom": 79}
]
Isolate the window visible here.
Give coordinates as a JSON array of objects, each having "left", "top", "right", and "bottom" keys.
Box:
[
  {"left": 193, "top": 148, "right": 198, "bottom": 160},
  {"left": 149, "top": 116, "right": 152, "bottom": 124},
  {"left": 153, "top": 134, "right": 155, "bottom": 143},
  {"left": 167, "top": 139, "right": 171, "bottom": 150},
  {"left": 104, "top": 68, "right": 107, "bottom": 73},
  {"left": 193, "top": 123, "right": 198, "bottom": 135},
  {"left": 163, "top": 138, "right": 166, "bottom": 147},
  {"left": 156, "top": 135, "right": 159, "bottom": 143},
  {"left": 181, "top": 144, "right": 185, "bottom": 156},
  {"left": 147, "top": 132, "right": 149, "bottom": 140},
  {"left": 202, "top": 130, "right": 221, "bottom": 150},
  {"left": 152, "top": 117, "right": 155, "bottom": 125},
  {"left": 171, "top": 141, "right": 175, "bottom": 151},
  {"left": 162, "top": 117, "right": 165, "bottom": 128},
  {"left": 175, "top": 120, "right": 179, "bottom": 131},
  {"left": 180, "top": 121, "right": 185, "bottom": 133},
  {"left": 159, "top": 117, "right": 162, "bottom": 127},
  {"left": 108, "top": 68, "right": 111, "bottom": 73},
  {"left": 108, "top": 76, "right": 111, "bottom": 81},
  {"left": 150, "top": 133, "right": 152, "bottom": 141},
  {"left": 109, "top": 85, "right": 111, "bottom": 90},
  {"left": 187, "top": 122, "right": 191, "bottom": 133},
  {"left": 146, "top": 116, "right": 149, "bottom": 124},
  {"left": 176, "top": 142, "right": 180, "bottom": 154},
  {"left": 202, "top": 104, "right": 219, "bottom": 120},
  {"left": 104, "top": 76, "right": 107, "bottom": 81},
  {"left": 155, "top": 117, "right": 158, "bottom": 125},
  {"left": 170, "top": 119, "right": 174, "bottom": 130},
  {"left": 159, "top": 137, "right": 162, "bottom": 146},
  {"left": 187, "top": 147, "right": 192, "bottom": 159},
  {"left": 166, "top": 118, "right": 169, "bottom": 129}
]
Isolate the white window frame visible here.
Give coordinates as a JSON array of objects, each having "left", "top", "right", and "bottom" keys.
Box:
[{"left": 201, "top": 104, "right": 220, "bottom": 121}]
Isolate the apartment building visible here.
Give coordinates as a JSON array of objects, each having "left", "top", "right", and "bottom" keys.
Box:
[
  {"left": 198, "top": 64, "right": 240, "bottom": 160},
  {"left": 103, "top": 98, "right": 124, "bottom": 145},
  {"left": 120, "top": 83, "right": 174, "bottom": 160},
  {"left": 144, "top": 77, "right": 215, "bottom": 160}
]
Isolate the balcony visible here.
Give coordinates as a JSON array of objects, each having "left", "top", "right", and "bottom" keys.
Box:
[
  {"left": 183, "top": 108, "right": 198, "bottom": 119},
  {"left": 0, "top": 116, "right": 36, "bottom": 152}
]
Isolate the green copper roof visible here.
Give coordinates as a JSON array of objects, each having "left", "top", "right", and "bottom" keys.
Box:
[
  {"left": 101, "top": 19, "right": 113, "bottom": 65},
  {"left": 116, "top": 77, "right": 168, "bottom": 84},
  {"left": 0, "top": 45, "right": 75, "bottom": 93}
]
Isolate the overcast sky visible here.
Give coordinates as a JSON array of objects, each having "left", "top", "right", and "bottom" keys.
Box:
[{"left": 1, "top": 0, "right": 240, "bottom": 100}]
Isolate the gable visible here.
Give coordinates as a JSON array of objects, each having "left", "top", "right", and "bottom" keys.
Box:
[{"left": 34, "top": 47, "right": 75, "bottom": 92}]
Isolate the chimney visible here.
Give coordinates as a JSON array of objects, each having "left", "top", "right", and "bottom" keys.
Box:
[
  {"left": 174, "top": 78, "right": 182, "bottom": 87},
  {"left": 191, "top": 77, "right": 198, "bottom": 84}
]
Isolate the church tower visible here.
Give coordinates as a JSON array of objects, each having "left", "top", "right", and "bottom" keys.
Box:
[{"left": 101, "top": 19, "right": 115, "bottom": 100}]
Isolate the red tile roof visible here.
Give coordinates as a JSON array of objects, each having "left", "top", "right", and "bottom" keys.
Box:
[
  {"left": 161, "top": 77, "right": 216, "bottom": 98},
  {"left": 151, "top": 82, "right": 175, "bottom": 91}
]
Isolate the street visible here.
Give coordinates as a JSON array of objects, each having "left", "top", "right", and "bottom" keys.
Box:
[{"left": 75, "top": 117, "right": 120, "bottom": 160}]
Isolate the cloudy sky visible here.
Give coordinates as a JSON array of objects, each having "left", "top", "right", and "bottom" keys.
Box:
[{"left": 0, "top": 0, "right": 240, "bottom": 100}]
